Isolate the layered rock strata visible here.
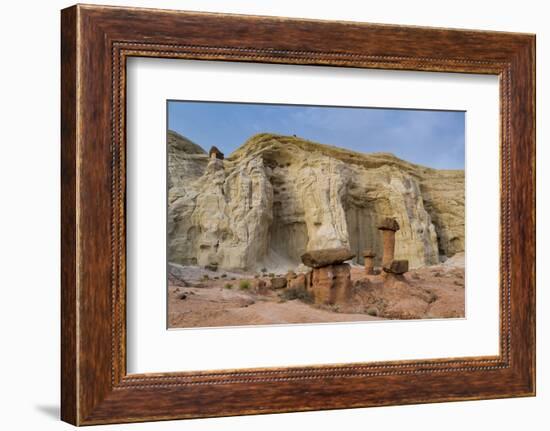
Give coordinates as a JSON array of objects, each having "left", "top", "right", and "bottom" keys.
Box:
[{"left": 168, "top": 132, "right": 465, "bottom": 271}]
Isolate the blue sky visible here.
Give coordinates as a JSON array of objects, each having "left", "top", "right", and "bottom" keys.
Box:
[{"left": 168, "top": 101, "right": 465, "bottom": 169}]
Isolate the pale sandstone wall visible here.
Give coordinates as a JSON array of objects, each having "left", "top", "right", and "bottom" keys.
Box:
[{"left": 167, "top": 133, "right": 464, "bottom": 271}]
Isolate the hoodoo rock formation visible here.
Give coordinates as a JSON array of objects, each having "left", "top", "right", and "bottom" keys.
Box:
[
  {"left": 300, "top": 248, "right": 354, "bottom": 306},
  {"left": 300, "top": 247, "right": 355, "bottom": 268},
  {"left": 168, "top": 131, "right": 465, "bottom": 271},
  {"left": 378, "top": 217, "right": 400, "bottom": 268},
  {"left": 309, "top": 264, "right": 353, "bottom": 305},
  {"left": 363, "top": 250, "right": 376, "bottom": 275},
  {"left": 384, "top": 259, "right": 409, "bottom": 275}
]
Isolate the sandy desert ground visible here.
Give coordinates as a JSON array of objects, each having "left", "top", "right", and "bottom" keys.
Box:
[{"left": 168, "top": 253, "right": 465, "bottom": 329}]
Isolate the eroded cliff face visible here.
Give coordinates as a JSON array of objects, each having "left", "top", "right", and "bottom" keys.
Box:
[{"left": 168, "top": 132, "right": 464, "bottom": 271}]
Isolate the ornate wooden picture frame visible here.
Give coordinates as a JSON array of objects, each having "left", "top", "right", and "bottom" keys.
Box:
[{"left": 61, "top": 4, "right": 535, "bottom": 425}]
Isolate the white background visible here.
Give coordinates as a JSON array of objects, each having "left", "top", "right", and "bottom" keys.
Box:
[
  {"left": 127, "top": 59, "right": 500, "bottom": 373},
  {"left": 0, "top": 0, "right": 547, "bottom": 430}
]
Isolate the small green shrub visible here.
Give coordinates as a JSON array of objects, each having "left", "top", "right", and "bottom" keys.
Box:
[
  {"left": 261, "top": 268, "right": 267, "bottom": 273},
  {"left": 202, "top": 274, "right": 209, "bottom": 280},
  {"left": 221, "top": 273, "right": 227, "bottom": 278},
  {"left": 239, "top": 280, "right": 251, "bottom": 290},
  {"left": 366, "top": 307, "right": 379, "bottom": 317},
  {"left": 224, "top": 283, "right": 232, "bottom": 289},
  {"left": 205, "top": 263, "right": 218, "bottom": 272},
  {"left": 268, "top": 273, "right": 275, "bottom": 278},
  {"left": 280, "top": 287, "right": 313, "bottom": 304}
]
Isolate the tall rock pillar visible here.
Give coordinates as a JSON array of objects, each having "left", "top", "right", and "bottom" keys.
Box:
[
  {"left": 377, "top": 218, "right": 400, "bottom": 268},
  {"left": 363, "top": 249, "right": 376, "bottom": 275}
]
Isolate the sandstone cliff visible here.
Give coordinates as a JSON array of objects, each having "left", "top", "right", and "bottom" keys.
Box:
[{"left": 168, "top": 132, "right": 464, "bottom": 271}]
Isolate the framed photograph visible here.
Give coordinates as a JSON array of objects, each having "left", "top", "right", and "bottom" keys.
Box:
[
  {"left": 164, "top": 100, "right": 467, "bottom": 330},
  {"left": 61, "top": 4, "right": 535, "bottom": 425}
]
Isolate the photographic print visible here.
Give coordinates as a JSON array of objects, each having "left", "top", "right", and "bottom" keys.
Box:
[{"left": 167, "top": 101, "right": 465, "bottom": 329}]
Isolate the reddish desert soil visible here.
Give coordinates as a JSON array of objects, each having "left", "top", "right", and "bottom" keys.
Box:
[{"left": 168, "top": 253, "right": 465, "bottom": 329}]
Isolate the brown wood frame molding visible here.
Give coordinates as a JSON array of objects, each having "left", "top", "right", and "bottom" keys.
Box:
[{"left": 61, "top": 4, "right": 535, "bottom": 426}]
